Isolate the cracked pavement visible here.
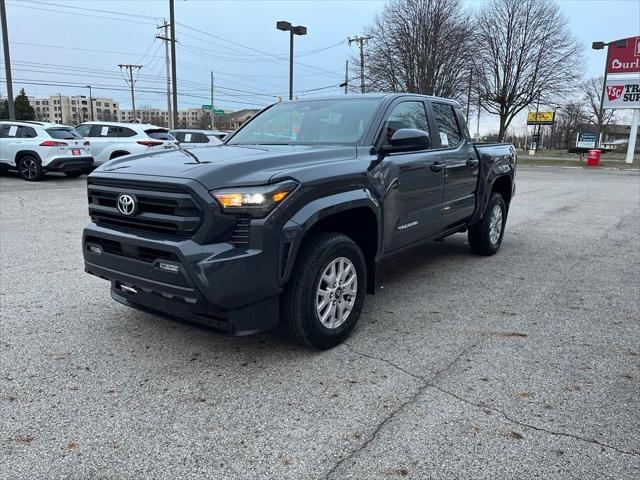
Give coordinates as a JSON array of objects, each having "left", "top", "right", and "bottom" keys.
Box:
[{"left": 1, "top": 166, "right": 639, "bottom": 479}]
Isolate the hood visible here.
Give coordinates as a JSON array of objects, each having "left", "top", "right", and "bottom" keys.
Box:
[{"left": 95, "top": 144, "right": 358, "bottom": 189}]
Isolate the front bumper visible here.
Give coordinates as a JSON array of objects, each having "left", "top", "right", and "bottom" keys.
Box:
[
  {"left": 83, "top": 223, "right": 281, "bottom": 335},
  {"left": 46, "top": 156, "right": 94, "bottom": 172}
]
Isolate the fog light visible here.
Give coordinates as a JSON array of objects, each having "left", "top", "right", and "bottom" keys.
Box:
[
  {"left": 158, "top": 262, "right": 180, "bottom": 273},
  {"left": 88, "top": 245, "right": 102, "bottom": 254}
]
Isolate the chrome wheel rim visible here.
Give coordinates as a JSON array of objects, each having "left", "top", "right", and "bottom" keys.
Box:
[
  {"left": 489, "top": 204, "right": 503, "bottom": 245},
  {"left": 20, "top": 158, "right": 39, "bottom": 179},
  {"left": 316, "top": 257, "right": 357, "bottom": 329}
]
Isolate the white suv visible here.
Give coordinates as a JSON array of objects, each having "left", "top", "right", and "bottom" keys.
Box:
[
  {"left": 169, "top": 129, "right": 223, "bottom": 148},
  {"left": 0, "top": 121, "right": 93, "bottom": 181},
  {"left": 75, "top": 122, "right": 178, "bottom": 166}
]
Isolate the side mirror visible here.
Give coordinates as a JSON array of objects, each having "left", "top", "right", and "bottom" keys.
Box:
[{"left": 381, "top": 128, "right": 430, "bottom": 155}]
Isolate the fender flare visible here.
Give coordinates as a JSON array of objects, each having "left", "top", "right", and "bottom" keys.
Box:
[
  {"left": 279, "top": 189, "right": 381, "bottom": 288},
  {"left": 469, "top": 170, "right": 514, "bottom": 226},
  {"left": 15, "top": 150, "right": 42, "bottom": 167}
]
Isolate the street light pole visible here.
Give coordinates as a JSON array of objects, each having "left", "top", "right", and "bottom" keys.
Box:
[
  {"left": 277, "top": 21, "right": 307, "bottom": 100},
  {"left": 85, "top": 85, "right": 93, "bottom": 121}
]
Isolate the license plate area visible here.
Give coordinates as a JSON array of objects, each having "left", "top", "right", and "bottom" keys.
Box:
[{"left": 72, "top": 149, "right": 81, "bottom": 156}]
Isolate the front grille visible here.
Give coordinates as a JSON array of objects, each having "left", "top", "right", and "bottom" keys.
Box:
[
  {"left": 88, "top": 180, "right": 201, "bottom": 238},
  {"left": 230, "top": 216, "right": 251, "bottom": 248},
  {"left": 86, "top": 236, "right": 178, "bottom": 263}
]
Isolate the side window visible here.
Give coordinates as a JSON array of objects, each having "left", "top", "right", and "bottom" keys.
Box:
[
  {"left": 383, "top": 101, "right": 429, "bottom": 145},
  {"left": 432, "top": 103, "right": 462, "bottom": 148},
  {"left": 0, "top": 125, "right": 15, "bottom": 138},
  {"left": 120, "top": 127, "right": 137, "bottom": 137},
  {"left": 0, "top": 125, "right": 19, "bottom": 138},
  {"left": 107, "top": 126, "right": 122, "bottom": 137},
  {"left": 76, "top": 124, "right": 92, "bottom": 137},
  {"left": 192, "top": 132, "right": 209, "bottom": 143},
  {"left": 172, "top": 132, "right": 185, "bottom": 142},
  {"left": 17, "top": 127, "right": 37, "bottom": 138},
  {"left": 89, "top": 125, "right": 108, "bottom": 137}
]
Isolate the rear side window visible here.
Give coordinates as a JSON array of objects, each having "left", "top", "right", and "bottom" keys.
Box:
[
  {"left": 108, "top": 126, "right": 137, "bottom": 137},
  {"left": 432, "top": 103, "right": 462, "bottom": 148},
  {"left": 47, "top": 128, "right": 82, "bottom": 140},
  {"left": 17, "top": 126, "right": 38, "bottom": 138},
  {"left": 145, "top": 129, "right": 173, "bottom": 141},
  {"left": 183, "top": 132, "right": 209, "bottom": 143}
]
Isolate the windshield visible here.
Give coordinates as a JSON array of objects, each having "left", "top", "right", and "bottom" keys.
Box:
[{"left": 227, "top": 98, "right": 381, "bottom": 146}]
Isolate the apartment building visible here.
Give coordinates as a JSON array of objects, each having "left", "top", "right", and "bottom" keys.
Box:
[
  {"left": 118, "top": 107, "right": 208, "bottom": 128},
  {"left": 28, "top": 95, "right": 119, "bottom": 125}
]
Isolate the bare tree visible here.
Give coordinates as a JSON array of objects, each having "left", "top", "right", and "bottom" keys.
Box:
[
  {"left": 361, "top": 0, "right": 476, "bottom": 100},
  {"left": 582, "top": 76, "right": 615, "bottom": 128},
  {"left": 475, "top": 0, "right": 583, "bottom": 141},
  {"left": 553, "top": 102, "right": 589, "bottom": 149}
]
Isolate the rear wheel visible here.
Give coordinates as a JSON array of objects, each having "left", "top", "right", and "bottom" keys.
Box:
[
  {"left": 18, "top": 155, "right": 43, "bottom": 181},
  {"left": 281, "top": 233, "right": 367, "bottom": 349},
  {"left": 468, "top": 193, "right": 506, "bottom": 256}
]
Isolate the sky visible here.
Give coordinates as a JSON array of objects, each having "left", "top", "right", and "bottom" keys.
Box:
[{"left": 2, "top": 0, "right": 639, "bottom": 134}]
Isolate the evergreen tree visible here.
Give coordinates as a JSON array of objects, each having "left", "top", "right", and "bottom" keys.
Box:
[
  {"left": 0, "top": 98, "right": 8, "bottom": 120},
  {"left": 15, "top": 88, "right": 35, "bottom": 121}
]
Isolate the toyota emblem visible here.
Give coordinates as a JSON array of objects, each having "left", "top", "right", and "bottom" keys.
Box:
[{"left": 116, "top": 194, "right": 137, "bottom": 216}]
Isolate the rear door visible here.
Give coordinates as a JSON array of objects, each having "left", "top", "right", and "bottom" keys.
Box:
[
  {"left": 0, "top": 124, "right": 23, "bottom": 165},
  {"left": 429, "top": 101, "right": 478, "bottom": 226},
  {"left": 79, "top": 124, "right": 111, "bottom": 163},
  {"left": 379, "top": 99, "right": 445, "bottom": 252}
]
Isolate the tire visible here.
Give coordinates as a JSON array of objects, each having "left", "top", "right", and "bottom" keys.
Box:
[
  {"left": 468, "top": 193, "right": 507, "bottom": 256},
  {"left": 64, "top": 171, "right": 84, "bottom": 178},
  {"left": 281, "top": 233, "right": 367, "bottom": 349},
  {"left": 17, "top": 155, "right": 44, "bottom": 181}
]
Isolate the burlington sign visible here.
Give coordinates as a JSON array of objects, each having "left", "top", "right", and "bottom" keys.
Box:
[
  {"left": 603, "top": 78, "right": 640, "bottom": 109},
  {"left": 607, "top": 36, "right": 640, "bottom": 74}
]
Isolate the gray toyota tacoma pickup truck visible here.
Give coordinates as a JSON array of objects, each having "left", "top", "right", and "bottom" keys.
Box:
[{"left": 83, "top": 93, "right": 516, "bottom": 349}]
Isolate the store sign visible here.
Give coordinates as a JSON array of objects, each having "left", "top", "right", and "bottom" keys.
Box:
[
  {"left": 603, "top": 78, "right": 640, "bottom": 109},
  {"left": 607, "top": 36, "right": 640, "bottom": 74},
  {"left": 527, "top": 112, "right": 555, "bottom": 125},
  {"left": 575, "top": 132, "right": 598, "bottom": 149}
]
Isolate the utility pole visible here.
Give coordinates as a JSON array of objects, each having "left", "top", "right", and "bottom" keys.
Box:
[
  {"left": 119, "top": 64, "right": 142, "bottom": 122},
  {"left": 156, "top": 19, "right": 173, "bottom": 129},
  {"left": 0, "top": 0, "right": 15, "bottom": 119},
  {"left": 348, "top": 35, "right": 372, "bottom": 93},
  {"left": 344, "top": 60, "right": 349, "bottom": 94},
  {"left": 475, "top": 95, "right": 481, "bottom": 142},
  {"left": 169, "top": 0, "right": 178, "bottom": 127},
  {"left": 465, "top": 69, "right": 473, "bottom": 125},
  {"left": 210, "top": 72, "right": 214, "bottom": 130}
]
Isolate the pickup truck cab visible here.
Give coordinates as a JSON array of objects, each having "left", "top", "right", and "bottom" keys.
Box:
[{"left": 83, "top": 94, "right": 516, "bottom": 349}]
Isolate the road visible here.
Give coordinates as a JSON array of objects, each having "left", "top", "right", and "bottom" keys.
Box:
[{"left": 1, "top": 167, "right": 639, "bottom": 479}]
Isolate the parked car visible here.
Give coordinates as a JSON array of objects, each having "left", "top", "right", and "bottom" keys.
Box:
[
  {"left": 169, "top": 129, "right": 223, "bottom": 148},
  {"left": 0, "top": 120, "right": 93, "bottom": 181},
  {"left": 75, "top": 122, "right": 177, "bottom": 166},
  {"left": 83, "top": 94, "right": 516, "bottom": 349}
]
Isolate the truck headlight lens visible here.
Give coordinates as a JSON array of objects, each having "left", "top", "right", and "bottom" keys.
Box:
[{"left": 211, "top": 181, "right": 297, "bottom": 217}]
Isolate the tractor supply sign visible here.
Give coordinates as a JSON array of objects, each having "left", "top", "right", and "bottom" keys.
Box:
[
  {"left": 607, "top": 36, "right": 640, "bottom": 74},
  {"left": 603, "top": 78, "right": 640, "bottom": 109},
  {"left": 527, "top": 112, "right": 555, "bottom": 125}
]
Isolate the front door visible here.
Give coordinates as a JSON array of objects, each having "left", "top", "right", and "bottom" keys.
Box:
[
  {"left": 430, "top": 102, "right": 478, "bottom": 227},
  {"left": 379, "top": 100, "right": 445, "bottom": 253}
]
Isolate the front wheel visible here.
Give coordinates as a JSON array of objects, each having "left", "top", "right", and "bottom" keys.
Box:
[
  {"left": 468, "top": 193, "right": 507, "bottom": 256},
  {"left": 281, "top": 233, "right": 367, "bottom": 349}
]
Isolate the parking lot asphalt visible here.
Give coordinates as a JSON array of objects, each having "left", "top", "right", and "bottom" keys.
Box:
[{"left": 1, "top": 166, "right": 639, "bottom": 480}]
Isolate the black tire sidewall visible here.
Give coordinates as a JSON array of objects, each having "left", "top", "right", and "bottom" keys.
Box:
[{"left": 18, "top": 155, "right": 43, "bottom": 181}]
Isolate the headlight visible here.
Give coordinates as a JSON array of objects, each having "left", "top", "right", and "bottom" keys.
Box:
[{"left": 211, "top": 181, "right": 298, "bottom": 217}]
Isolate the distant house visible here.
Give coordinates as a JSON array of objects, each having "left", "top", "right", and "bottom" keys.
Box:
[
  {"left": 218, "top": 109, "right": 260, "bottom": 131},
  {"left": 577, "top": 123, "right": 639, "bottom": 152}
]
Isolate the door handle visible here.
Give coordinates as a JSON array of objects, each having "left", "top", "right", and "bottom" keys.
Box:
[
  {"left": 466, "top": 158, "right": 479, "bottom": 168},
  {"left": 430, "top": 161, "right": 445, "bottom": 172}
]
